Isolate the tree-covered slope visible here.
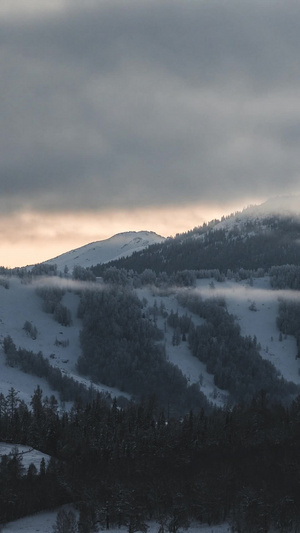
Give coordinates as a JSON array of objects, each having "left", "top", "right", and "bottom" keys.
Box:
[{"left": 92, "top": 215, "right": 300, "bottom": 276}]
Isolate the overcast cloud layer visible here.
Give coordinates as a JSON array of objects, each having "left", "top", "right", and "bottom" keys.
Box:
[{"left": 1, "top": 0, "right": 300, "bottom": 214}]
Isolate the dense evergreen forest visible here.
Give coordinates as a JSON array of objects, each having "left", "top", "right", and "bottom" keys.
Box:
[
  {"left": 2, "top": 386, "right": 300, "bottom": 532},
  {"left": 77, "top": 286, "right": 209, "bottom": 416}
]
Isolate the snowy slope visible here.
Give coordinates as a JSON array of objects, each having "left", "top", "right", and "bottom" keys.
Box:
[
  {"left": 196, "top": 277, "right": 300, "bottom": 384},
  {"left": 136, "top": 287, "right": 228, "bottom": 407},
  {"left": 0, "top": 277, "right": 226, "bottom": 409},
  {"left": 0, "top": 443, "right": 50, "bottom": 471},
  {"left": 0, "top": 277, "right": 130, "bottom": 407},
  {"left": 44, "top": 231, "right": 165, "bottom": 272},
  {"left": 213, "top": 194, "right": 300, "bottom": 234},
  {"left": 1, "top": 274, "right": 300, "bottom": 412}
]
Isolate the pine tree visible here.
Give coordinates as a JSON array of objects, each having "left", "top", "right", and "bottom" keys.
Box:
[{"left": 52, "top": 508, "right": 78, "bottom": 533}]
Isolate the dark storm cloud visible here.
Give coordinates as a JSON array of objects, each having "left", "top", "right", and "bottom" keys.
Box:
[{"left": 1, "top": 0, "right": 300, "bottom": 213}]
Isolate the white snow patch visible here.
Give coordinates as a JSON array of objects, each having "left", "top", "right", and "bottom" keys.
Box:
[{"left": 0, "top": 443, "right": 50, "bottom": 471}]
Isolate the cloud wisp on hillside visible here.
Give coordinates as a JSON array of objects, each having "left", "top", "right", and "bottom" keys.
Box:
[{"left": 195, "top": 285, "right": 300, "bottom": 304}]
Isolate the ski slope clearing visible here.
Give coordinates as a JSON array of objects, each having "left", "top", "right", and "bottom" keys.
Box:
[
  {"left": 44, "top": 231, "right": 165, "bottom": 272},
  {"left": 196, "top": 277, "right": 300, "bottom": 384},
  {"left": 136, "top": 288, "right": 229, "bottom": 407}
]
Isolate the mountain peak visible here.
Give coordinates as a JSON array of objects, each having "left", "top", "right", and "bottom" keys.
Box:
[{"left": 44, "top": 230, "right": 165, "bottom": 272}]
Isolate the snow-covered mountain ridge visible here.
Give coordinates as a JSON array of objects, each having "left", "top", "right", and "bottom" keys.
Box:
[
  {"left": 212, "top": 194, "right": 300, "bottom": 236},
  {"left": 1, "top": 195, "right": 299, "bottom": 412},
  {"left": 101, "top": 196, "right": 300, "bottom": 275},
  {"left": 44, "top": 231, "right": 165, "bottom": 272},
  {"left": 40, "top": 196, "right": 299, "bottom": 274}
]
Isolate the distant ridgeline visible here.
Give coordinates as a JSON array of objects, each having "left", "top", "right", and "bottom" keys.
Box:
[{"left": 91, "top": 215, "right": 300, "bottom": 276}]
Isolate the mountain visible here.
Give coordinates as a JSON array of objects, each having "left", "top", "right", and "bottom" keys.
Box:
[
  {"left": 2, "top": 196, "right": 300, "bottom": 530},
  {"left": 44, "top": 231, "right": 165, "bottom": 272},
  {"left": 1, "top": 195, "right": 299, "bottom": 410},
  {"left": 94, "top": 196, "right": 300, "bottom": 275}
]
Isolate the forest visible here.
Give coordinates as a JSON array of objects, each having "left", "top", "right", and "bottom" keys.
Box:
[
  {"left": 2, "top": 386, "right": 300, "bottom": 532},
  {"left": 92, "top": 216, "right": 300, "bottom": 276},
  {"left": 77, "top": 286, "right": 209, "bottom": 416}
]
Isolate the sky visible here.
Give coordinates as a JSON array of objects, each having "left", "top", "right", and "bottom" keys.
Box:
[{"left": 1, "top": 0, "right": 300, "bottom": 267}]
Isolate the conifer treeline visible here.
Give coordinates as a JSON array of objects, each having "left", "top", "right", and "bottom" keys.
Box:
[
  {"left": 1, "top": 387, "right": 300, "bottom": 531},
  {"left": 92, "top": 216, "right": 300, "bottom": 276}
]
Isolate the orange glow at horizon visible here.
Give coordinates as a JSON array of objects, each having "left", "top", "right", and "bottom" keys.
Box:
[{"left": 0, "top": 201, "right": 256, "bottom": 268}]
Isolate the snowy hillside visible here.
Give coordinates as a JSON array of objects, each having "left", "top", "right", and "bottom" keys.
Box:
[
  {"left": 214, "top": 194, "right": 300, "bottom": 234},
  {"left": 0, "top": 277, "right": 130, "bottom": 407},
  {"left": 196, "top": 277, "right": 300, "bottom": 384},
  {"left": 44, "top": 231, "right": 165, "bottom": 272},
  {"left": 0, "top": 276, "right": 226, "bottom": 408},
  {"left": 1, "top": 272, "right": 299, "bottom": 412}
]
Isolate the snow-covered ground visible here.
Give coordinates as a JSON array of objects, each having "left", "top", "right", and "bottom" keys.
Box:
[
  {"left": 0, "top": 277, "right": 130, "bottom": 406},
  {"left": 2, "top": 509, "right": 231, "bottom": 533},
  {"left": 0, "top": 443, "right": 50, "bottom": 471}
]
